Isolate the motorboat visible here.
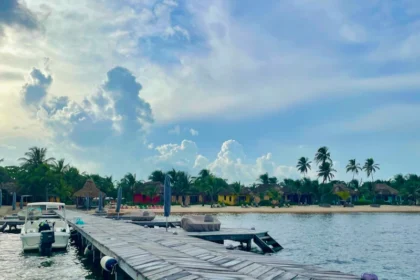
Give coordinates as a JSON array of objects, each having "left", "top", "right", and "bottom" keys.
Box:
[
  {"left": 20, "top": 202, "right": 70, "bottom": 251},
  {"left": 18, "top": 207, "right": 42, "bottom": 220}
]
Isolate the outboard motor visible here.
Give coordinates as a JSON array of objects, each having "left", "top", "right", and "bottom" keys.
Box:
[
  {"left": 39, "top": 230, "right": 55, "bottom": 256},
  {"left": 361, "top": 273, "right": 379, "bottom": 280}
]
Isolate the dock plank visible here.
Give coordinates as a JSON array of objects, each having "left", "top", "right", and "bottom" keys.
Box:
[{"left": 60, "top": 210, "right": 359, "bottom": 280}]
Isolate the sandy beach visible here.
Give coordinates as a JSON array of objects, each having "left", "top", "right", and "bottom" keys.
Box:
[
  {"left": 3, "top": 205, "right": 420, "bottom": 218},
  {"left": 111, "top": 205, "right": 420, "bottom": 215}
]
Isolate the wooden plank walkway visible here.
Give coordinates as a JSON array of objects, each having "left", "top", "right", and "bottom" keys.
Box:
[{"left": 64, "top": 210, "right": 359, "bottom": 280}]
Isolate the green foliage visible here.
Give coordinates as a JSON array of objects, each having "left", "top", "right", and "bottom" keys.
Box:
[
  {"left": 353, "top": 198, "right": 372, "bottom": 205},
  {"left": 296, "top": 157, "right": 311, "bottom": 176},
  {"left": 336, "top": 191, "right": 350, "bottom": 201},
  {"left": 259, "top": 200, "right": 272, "bottom": 206}
]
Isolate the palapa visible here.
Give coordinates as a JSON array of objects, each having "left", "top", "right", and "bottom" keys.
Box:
[{"left": 73, "top": 179, "right": 105, "bottom": 198}]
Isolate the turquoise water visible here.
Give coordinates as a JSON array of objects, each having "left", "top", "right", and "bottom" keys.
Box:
[
  {"left": 211, "top": 213, "right": 420, "bottom": 280},
  {"left": 1, "top": 213, "right": 419, "bottom": 279},
  {"left": 0, "top": 233, "right": 102, "bottom": 280}
]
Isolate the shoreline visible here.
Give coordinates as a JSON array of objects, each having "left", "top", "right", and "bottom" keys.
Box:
[{"left": 112, "top": 205, "right": 420, "bottom": 215}]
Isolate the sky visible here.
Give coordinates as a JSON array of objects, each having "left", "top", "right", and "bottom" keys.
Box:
[{"left": 1, "top": 0, "right": 420, "bottom": 185}]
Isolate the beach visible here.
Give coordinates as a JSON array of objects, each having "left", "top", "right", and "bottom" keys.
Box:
[{"left": 116, "top": 205, "right": 420, "bottom": 215}]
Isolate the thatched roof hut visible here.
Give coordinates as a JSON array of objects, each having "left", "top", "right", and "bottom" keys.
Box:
[
  {"left": 0, "top": 182, "right": 20, "bottom": 193},
  {"left": 374, "top": 183, "right": 398, "bottom": 195},
  {"left": 73, "top": 179, "right": 105, "bottom": 198},
  {"left": 333, "top": 183, "right": 357, "bottom": 195}
]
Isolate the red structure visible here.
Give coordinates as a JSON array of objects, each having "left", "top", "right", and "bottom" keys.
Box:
[
  {"left": 133, "top": 194, "right": 161, "bottom": 204},
  {"left": 133, "top": 181, "right": 163, "bottom": 204}
]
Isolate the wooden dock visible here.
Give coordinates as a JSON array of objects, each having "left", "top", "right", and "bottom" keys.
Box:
[{"left": 63, "top": 210, "right": 359, "bottom": 280}]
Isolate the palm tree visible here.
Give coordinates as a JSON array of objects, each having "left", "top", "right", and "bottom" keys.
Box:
[
  {"left": 314, "top": 146, "right": 331, "bottom": 165},
  {"left": 167, "top": 168, "right": 177, "bottom": 184},
  {"left": 173, "top": 171, "right": 192, "bottom": 205},
  {"left": 268, "top": 177, "right": 278, "bottom": 184},
  {"left": 53, "top": 159, "right": 69, "bottom": 174},
  {"left": 231, "top": 181, "right": 243, "bottom": 204},
  {"left": 0, "top": 158, "right": 3, "bottom": 163},
  {"left": 198, "top": 169, "right": 210, "bottom": 179},
  {"left": 346, "top": 159, "right": 362, "bottom": 180},
  {"left": 363, "top": 158, "right": 380, "bottom": 183},
  {"left": 317, "top": 162, "right": 336, "bottom": 184},
  {"left": 258, "top": 173, "right": 269, "bottom": 185},
  {"left": 148, "top": 170, "right": 165, "bottom": 183},
  {"left": 122, "top": 172, "right": 138, "bottom": 204},
  {"left": 296, "top": 157, "right": 311, "bottom": 177},
  {"left": 19, "top": 147, "right": 55, "bottom": 168}
]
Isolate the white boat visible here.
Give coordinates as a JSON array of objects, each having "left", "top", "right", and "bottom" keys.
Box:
[{"left": 20, "top": 202, "right": 70, "bottom": 251}]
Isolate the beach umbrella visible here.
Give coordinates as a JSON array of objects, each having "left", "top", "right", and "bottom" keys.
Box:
[
  {"left": 164, "top": 174, "right": 171, "bottom": 231},
  {"left": 12, "top": 192, "right": 16, "bottom": 211},
  {"left": 85, "top": 195, "right": 89, "bottom": 210},
  {"left": 20, "top": 195, "right": 23, "bottom": 209},
  {"left": 116, "top": 187, "right": 122, "bottom": 219},
  {"left": 98, "top": 192, "right": 103, "bottom": 211}
]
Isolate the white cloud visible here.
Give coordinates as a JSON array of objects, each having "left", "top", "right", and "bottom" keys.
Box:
[
  {"left": 189, "top": 128, "right": 199, "bottom": 136},
  {"left": 168, "top": 125, "right": 181, "bottom": 135},
  {"left": 0, "top": 144, "right": 17, "bottom": 150},
  {"left": 147, "top": 143, "right": 154, "bottom": 149},
  {"left": 149, "top": 139, "right": 304, "bottom": 184}
]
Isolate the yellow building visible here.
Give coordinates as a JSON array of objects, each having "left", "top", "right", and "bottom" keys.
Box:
[{"left": 218, "top": 194, "right": 251, "bottom": 206}]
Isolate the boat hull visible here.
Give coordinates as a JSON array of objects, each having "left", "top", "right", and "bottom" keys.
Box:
[{"left": 20, "top": 232, "right": 70, "bottom": 251}]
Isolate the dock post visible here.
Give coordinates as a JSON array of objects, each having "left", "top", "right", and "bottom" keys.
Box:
[
  {"left": 246, "top": 239, "right": 252, "bottom": 251},
  {"left": 114, "top": 266, "right": 125, "bottom": 280}
]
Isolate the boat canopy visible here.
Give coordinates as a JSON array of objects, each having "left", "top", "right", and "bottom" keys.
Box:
[{"left": 27, "top": 202, "right": 66, "bottom": 207}]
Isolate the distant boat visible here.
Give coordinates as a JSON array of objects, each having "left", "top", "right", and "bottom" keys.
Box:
[{"left": 20, "top": 202, "right": 70, "bottom": 251}]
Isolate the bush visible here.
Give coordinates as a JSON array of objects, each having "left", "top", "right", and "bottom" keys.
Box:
[
  {"left": 354, "top": 198, "right": 372, "bottom": 205},
  {"left": 258, "top": 200, "right": 272, "bottom": 206}
]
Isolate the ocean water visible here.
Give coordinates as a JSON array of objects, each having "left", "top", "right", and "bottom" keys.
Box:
[
  {"left": 1, "top": 213, "right": 419, "bottom": 280},
  {"left": 212, "top": 213, "right": 420, "bottom": 280}
]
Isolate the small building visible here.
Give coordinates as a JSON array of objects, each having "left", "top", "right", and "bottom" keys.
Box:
[
  {"left": 333, "top": 183, "right": 358, "bottom": 202},
  {"left": 252, "top": 184, "right": 283, "bottom": 201},
  {"left": 73, "top": 179, "right": 106, "bottom": 209},
  {"left": 374, "top": 183, "right": 399, "bottom": 203},
  {"left": 218, "top": 186, "right": 251, "bottom": 206},
  {"left": 133, "top": 181, "right": 163, "bottom": 204}
]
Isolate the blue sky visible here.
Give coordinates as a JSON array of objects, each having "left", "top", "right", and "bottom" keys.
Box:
[{"left": 1, "top": 0, "right": 420, "bottom": 184}]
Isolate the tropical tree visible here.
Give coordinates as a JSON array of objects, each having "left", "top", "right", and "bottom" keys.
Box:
[
  {"left": 53, "top": 159, "right": 69, "bottom": 174},
  {"left": 148, "top": 170, "right": 165, "bottom": 183},
  {"left": 258, "top": 173, "right": 269, "bottom": 184},
  {"left": 231, "top": 181, "right": 244, "bottom": 204},
  {"left": 317, "top": 162, "right": 336, "bottom": 184},
  {"left": 19, "top": 147, "right": 55, "bottom": 168},
  {"left": 198, "top": 169, "right": 210, "bottom": 179},
  {"left": 363, "top": 158, "right": 380, "bottom": 183},
  {"left": 268, "top": 177, "right": 278, "bottom": 184},
  {"left": 167, "top": 168, "right": 177, "bottom": 184},
  {"left": 346, "top": 159, "right": 362, "bottom": 180},
  {"left": 267, "top": 188, "right": 282, "bottom": 206},
  {"left": 0, "top": 158, "right": 3, "bottom": 163},
  {"left": 120, "top": 173, "right": 139, "bottom": 204},
  {"left": 296, "top": 157, "right": 311, "bottom": 177},
  {"left": 144, "top": 184, "right": 160, "bottom": 202},
  {"left": 314, "top": 146, "right": 331, "bottom": 165},
  {"left": 173, "top": 171, "right": 192, "bottom": 204}
]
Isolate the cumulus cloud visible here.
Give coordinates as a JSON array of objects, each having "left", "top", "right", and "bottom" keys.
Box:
[
  {"left": 149, "top": 139, "right": 303, "bottom": 184},
  {"left": 151, "top": 140, "right": 199, "bottom": 169},
  {"left": 21, "top": 65, "right": 154, "bottom": 147},
  {"left": 0, "top": 0, "right": 38, "bottom": 34},
  {"left": 21, "top": 68, "right": 52, "bottom": 107},
  {"left": 189, "top": 128, "right": 199, "bottom": 136}
]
